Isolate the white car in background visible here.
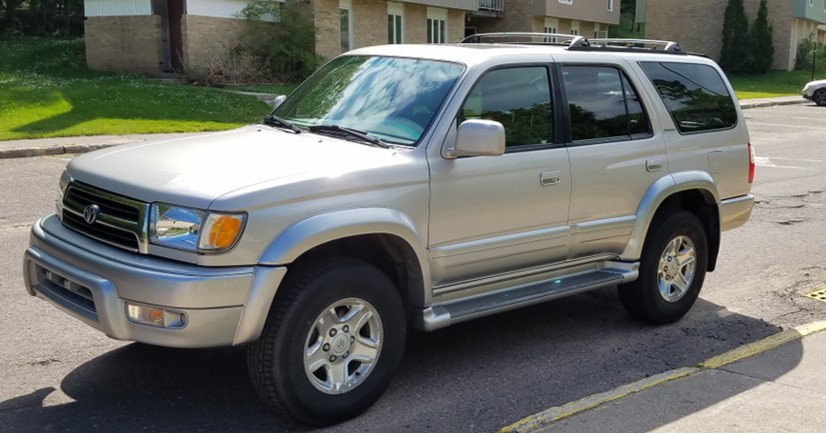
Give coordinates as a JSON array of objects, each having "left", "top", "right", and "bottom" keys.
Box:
[{"left": 802, "top": 79, "right": 826, "bottom": 106}]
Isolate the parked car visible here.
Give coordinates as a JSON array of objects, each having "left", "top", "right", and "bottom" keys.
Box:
[
  {"left": 23, "top": 34, "right": 755, "bottom": 426},
  {"left": 802, "top": 78, "right": 826, "bottom": 106}
]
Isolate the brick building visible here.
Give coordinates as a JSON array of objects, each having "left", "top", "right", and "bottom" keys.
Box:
[
  {"left": 82, "top": 0, "right": 619, "bottom": 76},
  {"left": 642, "top": 0, "right": 826, "bottom": 71}
]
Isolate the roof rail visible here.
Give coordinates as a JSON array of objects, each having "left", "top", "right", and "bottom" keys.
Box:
[
  {"left": 588, "top": 38, "right": 683, "bottom": 53},
  {"left": 459, "top": 32, "right": 591, "bottom": 48}
]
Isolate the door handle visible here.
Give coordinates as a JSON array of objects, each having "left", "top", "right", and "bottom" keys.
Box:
[
  {"left": 540, "top": 170, "right": 561, "bottom": 186},
  {"left": 645, "top": 158, "right": 664, "bottom": 172}
]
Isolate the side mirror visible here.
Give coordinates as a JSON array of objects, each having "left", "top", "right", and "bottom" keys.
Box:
[
  {"left": 269, "top": 95, "right": 287, "bottom": 110},
  {"left": 445, "top": 119, "right": 505, "bottom": 158}
]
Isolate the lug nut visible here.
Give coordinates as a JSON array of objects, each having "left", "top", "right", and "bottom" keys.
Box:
[
  {"left": 343, "top": 325, "right": 349, "bottom": 333},
  {"left": 350, "top": 336, "right": 355, "bottom": 344},
  {"left": 323, "top": 343, "right": 330, "bottom": 352},
  {"left": 329, "top": 328, "right": 337, "bottom": 337},
  {"left": 329, "top": 355, "right": 337, "bottom": 362},
  {"left": 343, "top": 352, "right": 349, "bottom": 358}
]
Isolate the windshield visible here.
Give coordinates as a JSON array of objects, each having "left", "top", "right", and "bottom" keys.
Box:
[{"left": 274, "top": 55, "right": 465, "bottom": 146}]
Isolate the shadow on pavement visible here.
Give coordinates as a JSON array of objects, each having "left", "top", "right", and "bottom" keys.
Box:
[{"left": 0, "top": 289, "right": 791, "bottom": 433}]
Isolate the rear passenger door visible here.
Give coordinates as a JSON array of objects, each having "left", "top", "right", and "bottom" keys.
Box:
[{"left": 561, "top": 62, "right": 668, "bottom": 260}]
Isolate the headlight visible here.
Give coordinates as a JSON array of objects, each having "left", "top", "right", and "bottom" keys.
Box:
[
  {"left": 56, "top": 170, "right": 71, "bottom": 216},
  {"left": 150, "top": 204, "right": 246, "bottom": 253}
]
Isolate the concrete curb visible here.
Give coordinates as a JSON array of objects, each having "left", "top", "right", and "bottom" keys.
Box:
[
  {"left": 498, "top": 320, "right": 826, "bottom": 433},
  {"left": 739, "top": 97, "right": 808, "bottom": 110},
  {"left": 0, "top": 143, "right": 115, "bottom": 159}
]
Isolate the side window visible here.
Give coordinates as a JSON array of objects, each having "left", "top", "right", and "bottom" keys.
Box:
[
  {"left": 459, "top": 67, "right": 553, "bottom": 149},
  {"left": 562, "top": 65, "right": 652, "bottom": 142},
  {"left": 640, "top": 61, "right": 737, "bottom": 133}
]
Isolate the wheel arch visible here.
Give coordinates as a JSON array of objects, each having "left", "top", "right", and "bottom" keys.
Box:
[
  {"left": 258, "top": 208, "right": 430, "bottom": 308},
  {"left": 623, "top": 172, "right": 722, "bottom": 271}
]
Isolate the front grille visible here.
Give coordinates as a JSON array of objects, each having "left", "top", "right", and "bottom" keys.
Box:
[
  {"left": 62, "top": 211, "right": 140, "bottom": 250},
  {"left": 65, "top": 187, "right": 139, "bottom": 221},
  {"left": 61, "top": 182, "right": 150, "bottom": 253}
]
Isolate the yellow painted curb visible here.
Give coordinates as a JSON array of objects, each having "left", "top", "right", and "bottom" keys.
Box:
[
  {"left": 499, "top": 367, "right": 699, "bottom": 433},
  {"left": 498, "top": 320, "right": 826, "bottom": 433}
]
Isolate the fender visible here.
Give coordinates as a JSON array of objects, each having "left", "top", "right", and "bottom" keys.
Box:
[
  {"left": 622, "top": 171, "right": 720, "bottom": 260},
  {"left": 258, "top": 208, "right": 431, "bottom": 301}
]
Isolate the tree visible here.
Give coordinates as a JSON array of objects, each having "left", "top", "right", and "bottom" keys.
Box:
[
  {"left": 747, "top": 0, "right": 774, "bottom": 73},
  {"left": 719, "top": 0, "right": 751, "bottom": 73}
]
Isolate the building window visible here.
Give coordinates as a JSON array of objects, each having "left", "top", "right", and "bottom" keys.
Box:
[
  {"left": 608, "top": 0, "right": 613, "bottom": 11},
  {"left": 593, "top": 23, "right": 607, "bottom": 38},
  {"left": 559, "top": 0, "right": 573, "bottom": 4},
  {"left": 388, "top": 2, "right": 403, "bottom": 44},
  {"left": 544, "top": 17, "right": 559, "bottom": 42},
  {"left": 427, "top": 7, "right": 447, "bottom": 44},
  {"left": 570, "top": 20, "right": 580, "bottom": 36},
  {"left": 340, "top": 0, "right": 352, "bottom": 53}
]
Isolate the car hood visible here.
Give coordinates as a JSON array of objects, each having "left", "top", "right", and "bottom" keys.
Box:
[
  {"left": 67, "top": 126, "right": 412, "bottom": 209},
  {"left": 805, "top": 79, "right": 826, "bottom": 88}
]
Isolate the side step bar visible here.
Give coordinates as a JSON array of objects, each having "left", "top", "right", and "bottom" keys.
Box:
[{"left": 418, "top": 267, "right": 636, "bottom": 331}]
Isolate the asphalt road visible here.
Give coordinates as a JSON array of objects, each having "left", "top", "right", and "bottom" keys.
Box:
[{"left": 1, "top": 103, "right": 825, "bottom": 433}]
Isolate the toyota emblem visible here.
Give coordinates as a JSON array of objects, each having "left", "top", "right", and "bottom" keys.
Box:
[{"left": 83, "top": 204, "right": 101, "bottom": 224}]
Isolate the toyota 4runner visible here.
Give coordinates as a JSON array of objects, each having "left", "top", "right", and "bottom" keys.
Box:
[{"left": 23, "top": 35, "right": 755, "bottom": 425}]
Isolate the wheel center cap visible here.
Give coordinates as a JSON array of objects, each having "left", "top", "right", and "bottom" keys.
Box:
[{"left": 330, "top": 334, "right": 350, "bottom": 356}]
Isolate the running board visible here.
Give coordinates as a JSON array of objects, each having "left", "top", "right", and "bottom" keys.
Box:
[{"left": 418, "top": 269, "right": 632, "bottom": 331}]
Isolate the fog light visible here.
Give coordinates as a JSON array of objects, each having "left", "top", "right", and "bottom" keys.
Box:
[{"left": 125, "top": 302, "right": 187, "bottom": 328}]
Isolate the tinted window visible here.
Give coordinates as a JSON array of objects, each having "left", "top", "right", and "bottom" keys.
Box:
[
  {"left": 640, "top": 61, "right": 737, "bottom": 133},
  {"left": 562, "top": 65, "right": 652, "bottom": 142},
  {"left": 459, "top": 67, "right": 552, "bottom": 148}
]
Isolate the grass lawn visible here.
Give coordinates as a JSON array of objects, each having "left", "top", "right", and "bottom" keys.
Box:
[
  {"left": 0, "top": 38, "right": 272, "bottom": 141},
  {"left": 729, "top": 69, "right": 821, "bottom": 99}
]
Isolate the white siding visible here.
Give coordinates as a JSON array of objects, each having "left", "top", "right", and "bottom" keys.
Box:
[
  {"left": 401, "top": 0, "right": 476, "bottom": 12},
  {"left": 186, "top": 0, "right": 281, "bottom": 19},
  {"left": 85, "top": 0, "right": 151, "bottom": 17}
]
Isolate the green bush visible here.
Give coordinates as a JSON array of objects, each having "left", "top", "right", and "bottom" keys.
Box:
[
  {"left": 795, "top": 36, "right": 826, "bottom": 72},
  {"left": 720, "top": 0, "right": 751, "bottom": 73},
  {"left": 239, "top": 1, "right": 323, "bottom": 82},
  {"left": 746, "top": 0, "right": 773, "bottom": 74}
]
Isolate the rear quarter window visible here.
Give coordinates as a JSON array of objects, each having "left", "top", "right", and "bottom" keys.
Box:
[{"left": 639, "top": 62, "right": 737, "bottom": 134}]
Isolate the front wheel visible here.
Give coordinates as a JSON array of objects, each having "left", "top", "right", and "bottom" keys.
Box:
[
  {"left": 619, "top": 210, "right": 708, "bottom": 324},
  {"left": 814, "top": 89, "right": 826, "bottom": 106},
  {"left": 247, "top": 257, "right": 406, "bottom": 426}
]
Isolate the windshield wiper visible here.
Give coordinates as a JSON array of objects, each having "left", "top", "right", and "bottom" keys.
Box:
[
  {"left": 260, "top": 114, "right": 302, "bottom": 134},
  {"left": 308, "top": 124, "right": 391, "bottom": 149}
]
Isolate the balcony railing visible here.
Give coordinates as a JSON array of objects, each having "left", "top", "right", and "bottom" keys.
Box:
[{"left": 478, "top": 0, "right": 504, "bottom": 12}]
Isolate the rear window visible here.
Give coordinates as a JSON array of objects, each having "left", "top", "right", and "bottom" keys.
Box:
[{"left": 639, "top": 62, "right": 737, "bottom": 134}]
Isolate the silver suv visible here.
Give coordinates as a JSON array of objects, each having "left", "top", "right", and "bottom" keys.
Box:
[{"left": 23, "top": 35, "right": 755, "bottom": 425}]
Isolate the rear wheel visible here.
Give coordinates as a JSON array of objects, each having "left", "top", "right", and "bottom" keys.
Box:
[
  {"left": 619, "top": 210, "right": 708, "bottom": 324},
  {"left": 247, "top": 257, "right": 406, "bottom": 426},
  {"left": 814, "top": 89, "right": 826, "bottom": 106}
]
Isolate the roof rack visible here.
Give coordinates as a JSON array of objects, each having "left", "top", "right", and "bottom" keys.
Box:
[
  {"left": 587, "top": 38, "right": 683, "bottom": 53},
  {"left": 459, "top": 32, "right": 591, "bottom": 48}
]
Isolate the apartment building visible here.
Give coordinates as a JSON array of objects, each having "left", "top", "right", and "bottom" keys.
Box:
[
  {"left": 467, "top": 0, "right": 619, "bottom": 40},
  {"left": 82, "top": 0, "right": 619, "bottom": 76},
  {"left": 643, "top": 0, "right": 826, "bottom": 71}
]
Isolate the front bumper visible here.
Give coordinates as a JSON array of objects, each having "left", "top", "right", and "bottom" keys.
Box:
[{"left": 23, "top": 215, "right": 286, "bottom": 348}]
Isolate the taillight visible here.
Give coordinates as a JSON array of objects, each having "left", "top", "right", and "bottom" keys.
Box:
[{"left": 747, "top": 142, "right": 755, "bottom": 184}]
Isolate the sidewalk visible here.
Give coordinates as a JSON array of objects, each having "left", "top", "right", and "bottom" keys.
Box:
[
  {"left": 501, "top": 321, "right": 826, "bottom": 433},
  {"left": 0, "top": 96, "right": 811, "bottom": 160}
]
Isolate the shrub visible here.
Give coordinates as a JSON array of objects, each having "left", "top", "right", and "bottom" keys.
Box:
[
  {"left": 746, "top": 0, "right": 773, "bottom": 74},
  {"left": 796, "top": 36, "right": 826, "bottom": 72},
  {"left": 238, "top": 1, "right": 323, "bottom": 82},
  {"left": 720, "top": 0, "right": 751, "bottom": 73}
]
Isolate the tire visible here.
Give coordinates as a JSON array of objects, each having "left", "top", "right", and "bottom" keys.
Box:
[
  {"left": 815, "top": 89, "right": 826, "bottom": 107},
  {"left": 618, "top": 210, "right": 708, "bottom": 324},
  {"left": 247, "top": 257, "right": 406, "bottom": 426}
]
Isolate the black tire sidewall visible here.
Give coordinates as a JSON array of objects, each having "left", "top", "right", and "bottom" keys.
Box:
[
  {"left": 272, "top": 261, "right": 406, "bottom": 425},
  {"left": 636, "top": 211, "right": 708, "bottom": 323},
  {"left": 815, "top": 89, "right": 826, "bottom": 106}
]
